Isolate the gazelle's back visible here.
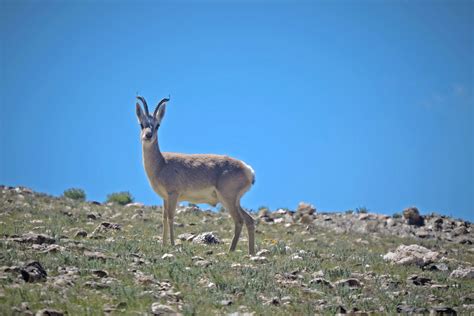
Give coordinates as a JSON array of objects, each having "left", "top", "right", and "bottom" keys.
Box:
[{"left": 159, "top": 152, "right": 254, "bottom": 190}]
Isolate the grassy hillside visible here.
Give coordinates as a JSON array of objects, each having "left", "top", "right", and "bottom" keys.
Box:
[{"left": 0, "top": 186, "right": 473, "bottom": 315}]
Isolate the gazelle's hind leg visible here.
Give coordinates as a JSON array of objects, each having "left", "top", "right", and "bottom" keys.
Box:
[
  {"left": 238, "top": 203, "right": 255, "bottom": 255},
  {"left": 217, "top": 191, "right": 243, "bottom": 252},
  {"left": 162, "top": 199, "right": 169, "bottom": 245},
  {"left": 166, "top": 193, "right": 178, "bottom": 246}
]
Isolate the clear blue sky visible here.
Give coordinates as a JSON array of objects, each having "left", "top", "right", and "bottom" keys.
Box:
[{"left": 1, "top": 0, "right": 473, "bottom": 220}]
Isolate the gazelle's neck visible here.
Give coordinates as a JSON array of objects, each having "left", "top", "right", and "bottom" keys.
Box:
[{"left": 142, "top": 138, "right": 165, "bottom": 179}]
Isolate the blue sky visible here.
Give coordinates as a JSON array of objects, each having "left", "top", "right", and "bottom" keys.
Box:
[{"left": 1, "top": 0, "right": 473, "bottom": 220}]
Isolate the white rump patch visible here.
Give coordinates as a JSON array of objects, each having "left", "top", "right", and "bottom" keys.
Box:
[{"left": 242, "top": 161, "right": 256, "bottom": 184}]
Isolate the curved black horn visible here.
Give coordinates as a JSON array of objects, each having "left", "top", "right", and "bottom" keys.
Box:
[
  {"left": 153, "top": 97, "right": 170, "bottom": 117},
  {"left": 136, "top": 96, "right": 150, "bottom": 115}
]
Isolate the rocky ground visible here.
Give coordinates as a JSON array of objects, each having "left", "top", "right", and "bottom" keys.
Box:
[{"left": 0, "top": 185, "right": 473, "bottom": 315}]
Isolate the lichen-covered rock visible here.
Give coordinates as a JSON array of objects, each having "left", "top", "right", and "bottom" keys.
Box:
[
  {"left": 403, "top": 207, "right": 424, "bottom": 226},
  {"left": 177, "top": 233, "right": 195, "bottom": 241},
  {"left": 20, "top": 261, "right": 47, "bottom": 283},
  {"left": 176, "top": 205, "right": 201, "bottom": 215},
  {"left": 9, "top": 233, "right": 55, "bottom": 245},
  {"left": 192, "top": 232, "right": 220, "bottom": 244},
  {"left": 295, "top": 202, "right": 316, "bottom": 223},
  {"left": 450, "top": 267, "right": 474, "bottom": 279},
  {"left": 383, "top": 244, "right": 439, "bottom": 267},
  {"left": 334, "top": 278, "right": 362, "bottom": 288},
  {"left": 35, "top": 308, "right": 64, "bottom": 316},
  {"left": 151, "top": 303, "right": 179, "bottom": 315}
]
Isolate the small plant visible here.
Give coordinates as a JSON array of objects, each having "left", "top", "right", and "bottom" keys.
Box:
[
  {"left": 355, "top": 206, "right": 369, "bottom": 214},
  {"left": 345, "top": 210, "right": 354, "bottom": 215},
  {"left": 106, "top": 191, "right": 134, "bottom": 205},
  {"left": 63, "top": 188, "right": 86, "bottom": 201},
  {"left": 392, "top": 212, "right": 402, "bottom": 218}
]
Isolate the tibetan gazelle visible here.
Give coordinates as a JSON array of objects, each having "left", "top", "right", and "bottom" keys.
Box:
[{"left": 135, "top": 96, "right": 256, "bottom": 254}]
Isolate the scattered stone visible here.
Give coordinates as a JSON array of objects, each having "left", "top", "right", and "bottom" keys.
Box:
[
  {"left": 256, "top": 249, "right": 270, "bottom": 257},
  {"left": 177, "top": 233, "right": 195, "bottom": 241},
  {"left": 403, "top": 207, "right": 424, "bottom": 226},
  {"left": 194, "top": 260, "right": 212, "bottom": 268},
  {"left": 86, "top": 212, "right": 101, "bottom": 220},
  {"left": 258, "top": 208, "right": 270, "bottom": 218},
  {"left": 425, "top": 263, "right": 449, "bottom": 272},
  {"left": 31, "top": 244, "right": 65, "bottom": 253},
  {"left": 396, "top": 305, "right": 429, "bottom": 314},
  {"left": 334, "top": 278, "right": 362, "bottom": 289},
  {"left": 335, "top": 305, "right": 347, "bottom": 314},
  {"left": 84, "top": 281, "right": 110, "bottom": 289},
  {"left": 35, "top": 309, "right": 64, "bottom": 316},
  {"left": 192, "top": 232, "right": 220, "bottom": 244},
  {"left": 177, "top": 205, "right": 201, "bottom": 215},
  {"left": 220, "top": 299, "right": 233, "bottom": 306},
  {"left": 450, "top": 267, "right": 474, "bottom": 279},
  {"left": 429, "top": 306, "right": 457, "bottom": 315},
  {"left": 416, "top": 229, "right": 431, "bottom": 238},
  {"left": 151, "top": 303, "right": 178, "bottom": 315},
  {"left": 84, "top": 250, "right": 109, "bottom": 261},
  {"left": 11, "top": 302, "right": 32, "bottom": 315},
  {"left": 60, "top": 210, "right": 73, "bottom": 217},
  {"left": 125, "top": 202, "right": 144, "bottom": 208},
  {"left": 264, "top": 297, "right": 280, "bottom": 306},
  {"left": 309, "top": 278, "right": 333, "bottom": 287},
  {"left": 91, "top": 222, "right": 122, "bottom": 238},
  {"left": 162, "top": 253, "right": 175, "bottom": 260},
  {"left": 383, "top": 244, "right": 439, "bottom": 267},
  {"left": 91, "top": 269, "right": 108, "bottom": 278},
  {"left": 20, "top": 261, "right": 47, "bottom": 283},
  {"left": 299, "top": 214, "right": 313, "bottom": 224},
  {"left": 75, "top": 230, "right": 88, "bottom": 238},
  {"left": 250, "top": 256, "right": 268, "bottom": 263},
  {"left": 290, "top": 254, "right": 303, "bottom": 261},
  {"left": 408, "top": 274, "right": 432, "bottom": 286},
  {"left": 9, "top": 233, "right": 55, "bottom": 245}
]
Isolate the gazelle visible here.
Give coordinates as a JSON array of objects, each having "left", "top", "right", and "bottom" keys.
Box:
[{"left": 135, "top": 96, "right": 256, "bottom": 255}]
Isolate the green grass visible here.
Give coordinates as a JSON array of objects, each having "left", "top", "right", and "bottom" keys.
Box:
[{"left": 0, "top": 188, "right": 473, "bottom": 315}]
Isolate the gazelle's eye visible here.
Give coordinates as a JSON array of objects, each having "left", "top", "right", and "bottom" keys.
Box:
[{"left": 140, "top": 123, "right": 144, "bottom": 129}]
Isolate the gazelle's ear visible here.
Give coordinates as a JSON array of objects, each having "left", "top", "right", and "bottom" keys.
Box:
[
  {"left": 154, "top": 97, "right": 169, "bottom": 125},
  {"left": 155, "top": 103, "right": 166, "bottom": 124},
  {"left": 136, "top": 103, "right": 145, "bottom": 123}
]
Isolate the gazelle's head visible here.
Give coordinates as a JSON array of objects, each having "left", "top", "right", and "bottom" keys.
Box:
[{"left": 135, "top": 96, "right": 169, "bottom": 144}]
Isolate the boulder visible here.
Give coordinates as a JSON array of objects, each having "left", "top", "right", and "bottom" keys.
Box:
[
  {"left": 20, "top": 261, "right": 47, "bottom": 283},
  {"left": 383, "top": 244, "right": 439, "bottom": 267},
  {"left": 403, "top": 207, "right": 424, "bottom": 226},
  {"left": 192, "top": 232, "right": 220, "bottom": 245},
  {"left": 450, "top": 267, "right": 474, "bottom": 279},
  {"left": 151, "top": 303, "right": 179, "bottom": 315}
]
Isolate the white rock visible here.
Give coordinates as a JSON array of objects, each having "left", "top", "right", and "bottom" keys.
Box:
[
  {"left": 450, "top": 267, "right": 474, "bottom": 279},
  {"left": 291, "top": 254, "right": 303, "bottom": 260},
  {"left": 161, "top": 253, "right": 175, "bottom": 260},
  {"left": 256, "top": 249, "right": 271, "bottom": 257},
  {"left": 250, "top": 256, "right": 268, "bottom": 263},
  {"left": 151, "top": 303, "right": 177, "bottom": 315},
  {"left": 383, "top": 244, "right": 439, "bottom": 267}
]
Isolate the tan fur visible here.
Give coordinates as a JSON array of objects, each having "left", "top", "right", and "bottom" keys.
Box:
[{"left": 137, "top": 97, "right": 255, "bottom": 254}]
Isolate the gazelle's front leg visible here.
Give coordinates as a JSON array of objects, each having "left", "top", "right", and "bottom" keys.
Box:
[
  {"left": 166, "top": 193, "right": 179, "bottom": 246},
  {"left": 162, "top": 199, "right": 169, "bottom": 245}
]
